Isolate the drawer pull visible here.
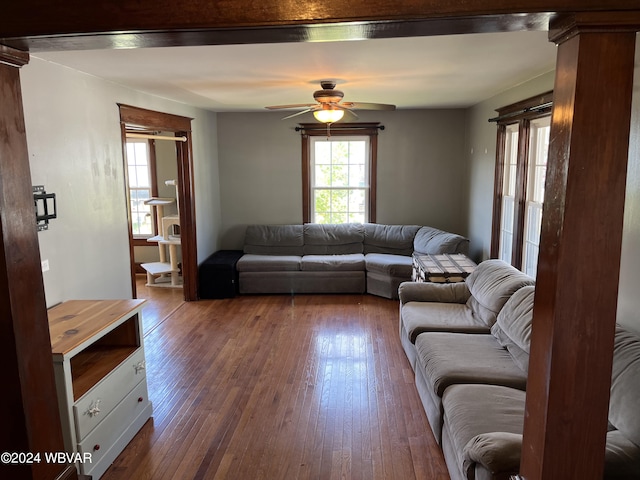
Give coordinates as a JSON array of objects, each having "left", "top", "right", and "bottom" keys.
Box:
[
  {"left": 133, "top": 360, "right": 146, "bottom": 374},
  {"left": 138, "top": 397, "right": 144, "bottom": 403},
  {"left": 86, "top": 399, "right": 101, "bottom": 418},
  {"left": 93, "top": 444, "right": 100, "bottom": 451}
]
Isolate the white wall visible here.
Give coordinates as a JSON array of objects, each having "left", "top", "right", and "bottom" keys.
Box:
[
  {"left": 617, "top": 34, "right": 640, "bottom": 336},
  {"left": 217, "top": 109, "right": 468, "bottom": 249},
  {"left": 465, "top": 71, "right": 556, "bottom": 262},
  {"left": 21, "top": 57, "right": 221, "bottom": 307}
]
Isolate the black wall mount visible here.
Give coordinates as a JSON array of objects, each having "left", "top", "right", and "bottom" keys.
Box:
[{"left": 33, "top": 185, "right": 57, "bottom": 231}]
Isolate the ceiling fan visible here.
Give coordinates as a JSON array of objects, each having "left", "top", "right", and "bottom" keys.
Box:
[{"left": 265, "top": 81, "right": 396, "bottom": 123}]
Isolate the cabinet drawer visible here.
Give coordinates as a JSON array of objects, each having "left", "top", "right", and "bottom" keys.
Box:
[
  {"left": 74, "top": 348, "right": 147, "bottom": 441},
  {"left": 77, "top": 379, "right": 151, "bottom": 477}
]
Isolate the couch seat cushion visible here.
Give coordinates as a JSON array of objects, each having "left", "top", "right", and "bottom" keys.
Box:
[
  {"left": 442, "top": 384, "right": 525, "bottom": 479},
  {"left": 300, "top": 254, "right": 365, "bottom": 272},
  {"left": 236, "top": 254, "right": 301, "bottom": 272},
  {"left": 402, "top": 302, "right": 489, "bottom": 343},
  {"left": 365, "top": 253, "right": 413, "bottom": 277},
  {"left": 415, "top": 332, "right": 527, "bottom": 396}
]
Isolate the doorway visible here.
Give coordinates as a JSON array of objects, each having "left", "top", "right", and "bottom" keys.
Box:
[{"left": 119, "top": 104, "right": 198, "bottom": 301}]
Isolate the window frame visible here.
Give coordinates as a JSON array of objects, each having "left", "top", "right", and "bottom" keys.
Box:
[
  {"left": 490, "top": 92, "right": 553, "bottom": 272},
  {"left": 300, "top": 122, "right": 379, "bottom": 224}
]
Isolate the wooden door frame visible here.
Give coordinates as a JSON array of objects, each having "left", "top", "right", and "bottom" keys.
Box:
[{"left": 119, "top": 104, "right": 198, "bottom": 301}]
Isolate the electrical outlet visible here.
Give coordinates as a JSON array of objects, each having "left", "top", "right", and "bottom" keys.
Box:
[{"left": 41, "top": 259, "right": 50, "bottom": 272}]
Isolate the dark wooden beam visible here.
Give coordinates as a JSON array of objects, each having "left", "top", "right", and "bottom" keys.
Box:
[
  {"left": 0, "top": 0, "right": 633, "bottom": 52},
  {"left": 0, "top": 45, "right": 76, "bottom": 480},
  {"left": 3, "top": 14, "right": 553, "bottom": 52},
  {"left": 520, "top": 15, "right": 637, "bottom": 479}
]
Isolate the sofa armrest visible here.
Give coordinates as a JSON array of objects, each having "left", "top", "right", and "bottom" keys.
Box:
[
  {"left": 463, "top": 432, "right": 522, "bottom": 478},
  {"left": 398, "top": 281, "right": 471, "bottom": 304}
]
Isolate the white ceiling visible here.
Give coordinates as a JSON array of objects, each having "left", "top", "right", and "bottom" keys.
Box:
[{"left": 33, "top": 31, "right": 557, "bottom": 112}]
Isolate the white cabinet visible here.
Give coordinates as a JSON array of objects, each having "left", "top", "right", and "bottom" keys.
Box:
[{"left": 48, "top": 300, "right": 153, "bottom": 479}]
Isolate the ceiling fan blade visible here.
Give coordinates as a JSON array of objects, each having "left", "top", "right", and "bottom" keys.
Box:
[
  {"left": 333, "top": 104, "right": 359, "bottom": 118},
  {"left": 265, "top": 104, "right": 317, "bottom": 110},
  {"left": 342, "top": 102, "right": 396, "bottom": 111},
  {"left": 280, "top": 108, "right": 317, "bottom": 120}
]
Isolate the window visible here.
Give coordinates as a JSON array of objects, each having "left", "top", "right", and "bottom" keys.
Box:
[
  {"left": 522, "top": 116, "right": 551, "bottom": 277},
  {"left": 310, "top": 136, "right": 369, "bottom": 223},
  {"left": 300, "top": 123, "right": 379, "bottom": 224},
  {"left": 125, "top": 139, "right": 156, "bottom": 239},
  {"left": 491, "top": 92, "right": 552, "bottom": 278}
]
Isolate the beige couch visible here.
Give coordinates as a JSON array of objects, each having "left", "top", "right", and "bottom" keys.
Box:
[{"left": 398, "top": 259, "right": 640, "bottom": 479}]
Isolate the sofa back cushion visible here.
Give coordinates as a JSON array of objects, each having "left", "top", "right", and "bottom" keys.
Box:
[
  {"left": 413, "top": 226, "right": 469, "bottom": 255},
  {"left": 363, "top": 224, "right": 421, "bottom": 255},
  {"left": 303, "top": 223, "right": 365, "bottom": 255},
  {"left": 609, "top": 325, "right": 640, "bottom": 447},
  {"left": 465, "top": 259, "right": 535, "bottom": 328},
  {"left": 491, "top": 285, "right": 536, "bottom": 373},
  {"left": 244, "top": 224, "right": 304, "bottom": 255}
]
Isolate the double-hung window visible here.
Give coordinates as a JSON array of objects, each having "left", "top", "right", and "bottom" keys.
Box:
[
  {"left": 125, "top": 139, "right": 157, "bottom": 239},
  {"left": 310, "top": 136, "right": 370, "bottom": 223},
  {"left": 300, "top": 123, "right": 379, "bottom": 224},
  {"left": 491, "top": 92, "right": 552, "bottom": 278}
]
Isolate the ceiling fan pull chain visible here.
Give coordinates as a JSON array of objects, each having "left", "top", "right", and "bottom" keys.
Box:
[{"left": 326, "top": 122, "right": 331, "bottom": 139}]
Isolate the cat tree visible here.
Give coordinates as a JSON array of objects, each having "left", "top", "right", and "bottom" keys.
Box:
[{"left": 141, "top": 180, "right": 182, "bottom": 288}]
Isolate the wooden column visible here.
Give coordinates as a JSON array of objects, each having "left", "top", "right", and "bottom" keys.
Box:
[
  {"left": 520, "top": 17, "right": 638, "bottom": 480},
  {"left": 0, "top": 45, "right": 76, "bottom": 480}
]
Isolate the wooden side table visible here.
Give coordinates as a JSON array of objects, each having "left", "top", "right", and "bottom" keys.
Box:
[
  {"left": 412, "top": 253, "right": 477, "bottom": 283},
  {"left": 48, "top": 299, "right": 152, "bottom": 479}
]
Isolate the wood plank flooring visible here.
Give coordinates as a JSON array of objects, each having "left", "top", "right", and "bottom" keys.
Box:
[{"left": 102, "top": 287, "right": 449, "bottom": 479}]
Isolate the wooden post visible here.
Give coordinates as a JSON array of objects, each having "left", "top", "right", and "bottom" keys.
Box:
[
  {"left": 520, "top": 17, "right": 638, "bottom": 480},
  {"left": 0, "top": 45, "right": 77, "bottom": 480}
]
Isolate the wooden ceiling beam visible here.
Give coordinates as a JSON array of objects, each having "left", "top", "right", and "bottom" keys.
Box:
[{"left": 1, "top": 0, "right": 639, "bottom": 52}]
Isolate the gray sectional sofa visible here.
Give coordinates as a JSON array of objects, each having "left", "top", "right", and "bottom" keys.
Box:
[
  {"left": 236, "top": 223, "right": 469, "bottom": 297},
  {"left": 398, "top": 259, "right": 640, "bottom": 480}
]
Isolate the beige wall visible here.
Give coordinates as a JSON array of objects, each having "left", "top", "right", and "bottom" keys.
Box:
[
  {"left": 217, "top": 109, "right": 468, "bottom": 249},
  {"left": 22, "top": 57, "right": 221, "bottom": 307}
]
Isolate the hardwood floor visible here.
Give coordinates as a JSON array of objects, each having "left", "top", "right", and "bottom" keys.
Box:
[{"left": 103, "top": 287, "right": 449, "bottom": 479}]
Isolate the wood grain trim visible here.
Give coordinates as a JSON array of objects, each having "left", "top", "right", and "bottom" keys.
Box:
[
  {"left": 0, "top": 44, "right": 29, "bottom": 66},
  {"left": 490, "top": 124, "right": 506, "bottom": 259},
  {"left": 119, "top": 105, "right": 198, "bottom": 301},
  {"left": 521, "top": 29, "right": 636, "bottom": 480},
  {"left": 0, "top": 58, "right": 72, "bottom": 480}
]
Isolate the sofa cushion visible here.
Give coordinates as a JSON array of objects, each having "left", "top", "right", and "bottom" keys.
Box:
[
  {"left": 603, "top": 430, "right": 640, "bottom": 478},
  {"left": 415, "top": 332, "right": 527, "bottom": 396},
  {"left": 465, "top": 259, "right": 535, "bottom": 328},
  {"left": 402, "top": 302, "right": 490, "bottom": 343},
  {"left": 490, "top": 285, "right": 536, "bottom": 373},
  {"left": 363, "top": 223, "right": 420, "bottom": 255},
  {"left": 244, "top": 224, "right": 304, "bottom": 255},
  {"left": 442, "top": 384, "right": 526, "bottom": 479},
  {"left": 236, "top": 254, "right": 301, "bottom": 272},
  {"left": 300, "top": 254, "right": 365, "bottom": 272},
  {"left": 413, "top": 226, "right": 469, "bottom": 255},
  {"left": 303, "top": 223, "right": 364, "bottom": 255},
  {"left": 609, "top": 326, "right": 640, "bottom": 447},
  {"left": 365, "top": 253, "right": 413, "bottom": 277}
]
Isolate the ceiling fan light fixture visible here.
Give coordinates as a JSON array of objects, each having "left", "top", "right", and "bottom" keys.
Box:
[{"left": 313, "top": 108, "right": 344, "bottom": 123}]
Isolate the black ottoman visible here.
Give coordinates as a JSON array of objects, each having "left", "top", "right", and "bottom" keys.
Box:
[{"left": 198, "top": 250, "right": 244, "bottom": 299}]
